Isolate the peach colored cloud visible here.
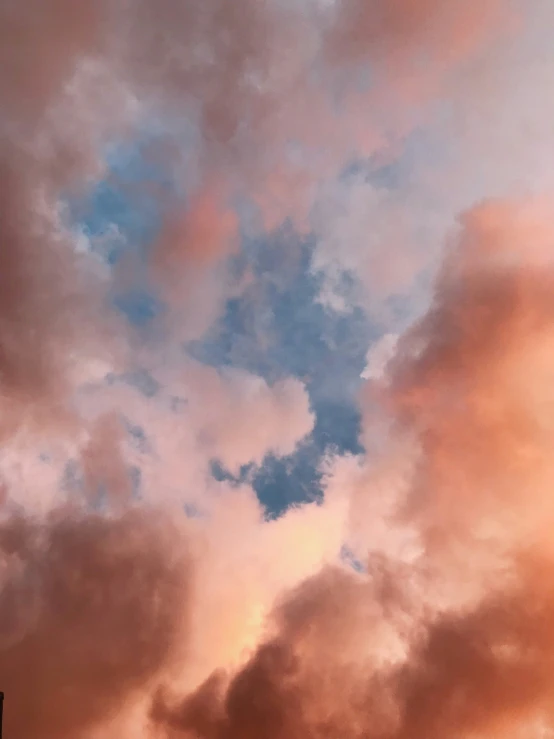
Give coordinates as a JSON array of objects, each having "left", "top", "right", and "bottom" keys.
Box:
[
  {"left": 386, "top": 198, "right": 554, "bottom": 549},
  {"left": 0, "top": 0, "right": 519, "bottom": 432},
  {"left": 183, "top": 363, "right": 314, "bottom": 474},
  {"left": 3, "top": 194, "right": 554, "bottom": 739},
  {"left": 0, "top": 508, "right": 192, "bottom": 739},
  {"left": 147, "top": 196, "right": 554, "bottom": 739},
  {"left": 2, "top": 3, "right": 554, "bottom": 739}
]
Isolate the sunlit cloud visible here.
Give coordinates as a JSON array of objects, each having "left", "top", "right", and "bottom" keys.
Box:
[{"left": 1, "top": 1, "right": 554, "bottom": 738}]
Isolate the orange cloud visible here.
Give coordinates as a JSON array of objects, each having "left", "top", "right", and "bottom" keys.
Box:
[
  {"left": 158, "top": 197, "right": 554, "bottom": 739},
  {"left": 1, "top": 4, "right": 553, "bottom": 739},
  {"left": 0, "top": 508, "right": 191, "bottom": 739}
]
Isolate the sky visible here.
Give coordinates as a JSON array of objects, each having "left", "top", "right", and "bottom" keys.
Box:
[{"left": 3, "top": 1, "right": 554, "bottom": 737}]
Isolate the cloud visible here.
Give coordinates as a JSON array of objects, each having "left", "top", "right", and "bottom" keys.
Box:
[
  {"left": 0, "top": 0, "right": 519, "bottom": 430},
  {"left": 183, "top": 363, "right": 314, "bottom": 474},
  {"left": 116, "top": 0, "right": 514, "bottom": 260},
  {"left": 361, "top": 333, "right": 399, "bottom": 381},
  {"left": 80, "top": 412, "right": 135, "bottom": 507},
  {"left": 149, "top": 197, "right": 554, "bottom": 739},
  {"left": 326, "top": 0, "right": 509, "bottom": 72},
  {"left": 0, "top": 2, "right": 133, "bottom": 436},
  {"left": 2, "top": 3, "right": 554, "bottom": 739},
  {"left": 387, "top": 197, "right": 554, "bottom": 553},
  {"left": 65, "top": 359, "right": 315, "bottom": 512},
  {"left": 0, "top": 508, "right": 191, "bottom": 739},
  {"left": 0, "top": 157, "right": 110, "bottom": 436},
  {"left": 0, "top": 1, "right": 109, "bottom": 126}
]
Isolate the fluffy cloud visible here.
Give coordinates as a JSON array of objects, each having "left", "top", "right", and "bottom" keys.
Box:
[{"left": 1, "top": 2, "right": 554, "bottom": 739}]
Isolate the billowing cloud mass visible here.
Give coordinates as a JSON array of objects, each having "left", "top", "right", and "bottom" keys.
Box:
[
  {"left": 1, "top": 1, "right": 554, "bottom": 739},
  {"left": 148, "top": 198, "right": 554, "bottom": 739}
]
